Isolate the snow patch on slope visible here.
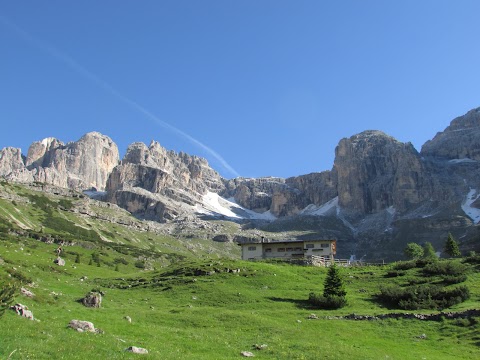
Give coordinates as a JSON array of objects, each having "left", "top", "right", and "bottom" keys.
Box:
[
  {"left": 301, "top": 197, "right": 338, "bottom": 216},
  {"left": 462, "top": 189, "right": 480, "bottom": 224},
  {"left": 195, "top": 192, "right": 276, "bottom": 220},
  {"left": 448, "top": 158, "right": 477, "bottom": 164}
]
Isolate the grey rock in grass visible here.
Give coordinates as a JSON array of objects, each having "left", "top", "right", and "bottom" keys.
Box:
[
  {"left": 124, "top": 316, "right": 132, "bottom": 323},
  {"left": 10, "top": 303, "right": 34, "bottom": 320},
  {"left": 20, "top": 287, "right": 35, "bottom": 298},
  {"left": 82, "top": 291, "right": 102, "bottom": 308},
  {"left": 68, "top": 320, "right": 96, "bottom": 332},
  {"left": 125, "top": 346, "right": 148, "bottom": 354},
  {"left": 54, "top": 257, "right": 65, "bottom": 266},
  {"left": 254, "top": 344, "right": 268, "bottom": 350},
  {"left": 241, "top": 351, "right": 255, "bottom": 357}
]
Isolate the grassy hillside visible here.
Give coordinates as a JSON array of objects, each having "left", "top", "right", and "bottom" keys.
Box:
[
  {"left": 0, "top": 181, "right": 240, "bottom": 265},
  {"left": 1, "top": 181, "right": 479, "bottom": 359},
  {"left": 1, "top": 231, "right": 480, "bottom": 359}
]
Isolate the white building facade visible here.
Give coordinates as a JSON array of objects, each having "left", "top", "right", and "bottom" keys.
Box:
[{"left": 240, "top": 239, "right": 336, "bottom": 261}]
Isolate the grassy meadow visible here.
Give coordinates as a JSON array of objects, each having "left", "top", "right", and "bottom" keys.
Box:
[{"left": 1, "top": 233, "right": 479, "bottom": 359}]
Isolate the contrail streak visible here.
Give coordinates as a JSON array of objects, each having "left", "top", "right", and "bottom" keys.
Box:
[{"left": 0, "top": 15, "right": 240, "bottom": 178}]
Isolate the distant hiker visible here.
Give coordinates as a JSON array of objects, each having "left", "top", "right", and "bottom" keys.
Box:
[{"left": 55, "top": 246, "right": 62, "bottom": 256}]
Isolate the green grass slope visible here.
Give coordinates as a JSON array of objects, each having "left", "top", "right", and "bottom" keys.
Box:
[
  {"left": 1, "top": 231, "right": 479, "bottom": 359},
  {"left": 0, "top": 181, "right": 240, "bottom": 265}
]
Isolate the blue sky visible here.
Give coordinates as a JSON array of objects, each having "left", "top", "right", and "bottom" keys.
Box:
[{"left": 1, "top": 1, "right": 480, "bottom": 179}]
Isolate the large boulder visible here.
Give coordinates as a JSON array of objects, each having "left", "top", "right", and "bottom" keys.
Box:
[
  {"left": 82, "top": 291, "right": 102, "bottom": 308},
  {"left": 68, "top": 320, "right": 96, "bottom": 332},
  {"left": 10, "top": 303, "right": 34, "bottom": 320},
  {"left": 125, "top": 346, "right": 148, "bottom": 354}
]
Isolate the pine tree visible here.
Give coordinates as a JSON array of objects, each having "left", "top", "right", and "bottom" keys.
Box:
[
  {"left": 323, "top": 264, "right": 346, "bottom": 298},
  {"left": 0, "top": 282, "right": 17, "bottom": 318},
  {"left": 444, "top": 233, "right": 461, "bottom": 257},
  {"left": 423, "top": 242, "right": 437, "bottom": 260}
]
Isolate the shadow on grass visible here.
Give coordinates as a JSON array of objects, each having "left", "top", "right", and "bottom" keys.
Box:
[{"left": 267, "top": 296, "right": 316, "bottom": 309}]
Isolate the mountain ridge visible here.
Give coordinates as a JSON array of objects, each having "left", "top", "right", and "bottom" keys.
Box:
[{"left": 1, "top": 108, "right": 480, "bottom": 259}]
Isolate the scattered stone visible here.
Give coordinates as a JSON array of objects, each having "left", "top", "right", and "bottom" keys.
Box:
[
  {"left": 125, "top": 346, "right": 148, "bottom": 354},
  {"left": 241, "top": 351, "right": 255, "bottom": 357},
  {"left": 417, "top": 334, "right": 427, "bottom": 339},
  {"left": 54, "top": 257, "right": 65, "bottom": 266},
  {"left": 308, "top": 314, "right": 318, "bottom": 320},
  {"left": 328, "top": 310, "right": 480, "bottom": 322},
  {"left": 21, "top": 287, "right": 35, "bottom": 298},
  {"left": 296, "top": 320, "right": 302, "bottom": 323},
  {"left": 124, "top": 316, "right": 132, "bottom": 323},
  {"left": 82, "top": 291, "right": 102, "bottom": 308},
  {"left": 10, "top": 303, "right": 34, "bottom": 320},
  {"left": 80, "top": 276, "right": 88, "bottom": 281},
  {"left": 68, "top": 320, "right": 96, "bottom": 332},
  {"left": 254, "top": 344, "right": 268, "bottom": 350}
]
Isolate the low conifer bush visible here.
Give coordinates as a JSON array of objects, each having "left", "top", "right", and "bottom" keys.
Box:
[{"left": 308, "top": 264, "right": 347, "bottom": 309}]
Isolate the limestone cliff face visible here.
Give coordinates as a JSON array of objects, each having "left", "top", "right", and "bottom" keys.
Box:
[
  {"left": 222, "top": 177, "right": 286, "bottom": 214},
  {"left": 421, "top": 108, "right": 480, "bottom": 161},
  {"left": 0, "top": 132, "right": 119, "bottom": 191},
  {"left": 0, "top": 147, "right": 26, "bottom": 176},
  {"left": 105, "top": 141, "right": 225, "bottom": 221},
  {"left": 221, "top": 171, "right": 339, "bottom": 217},
  {"left": 285, "top": 170, "right": 338, "bottom": 208},
  {"left": 334, "top": 131, "right": 432, "bottom": 215}
]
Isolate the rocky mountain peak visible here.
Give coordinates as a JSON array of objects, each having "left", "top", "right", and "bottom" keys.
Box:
[
  {"left": 26, "top": 137, "right": 64, "bottom": 168},
  {"left": 105, "top": 139, "right": 226, "bottom": 221},
  {"left": 1, "top": 132, "right": 119, "bottom": 191},
  {"left": 335, "top": 130, "right": 430, "bottom": 214},
  {"left": 421, "top": 107, "right": 480, "bottom": 161}
]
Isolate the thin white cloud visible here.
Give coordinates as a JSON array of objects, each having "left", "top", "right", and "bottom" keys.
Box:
[{"left": 0, "top": 15, "right": 240, "bottom": 178}]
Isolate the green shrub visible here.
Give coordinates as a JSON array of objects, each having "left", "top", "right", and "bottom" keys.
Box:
[
  {"left": 377, "top": 284, "right": 470, "bottom": 310},
  {"left": 393, "top": 261, "right": 418, "bottom": 271},
  {"left": 404, "top": 243, "right": 424, "bottom": 259},
  {"left": 135, "top": 260, "right": 146, "bottom": 269},
  {"left": 308, "top": 293, "right": 347, "bottom": 310},
  {"left": 423, "top": 261, "right": 467, "bottom": 276},
  {"left": 58, "top": 199, "right": 74, "bottom": 210},
  {"left": 464, "top": 253, "right": 480, "bottom": 265},
  {"left": 385, "top": 270, "right": 406, "bottom": 278},
  {"left": 415, "top": 258, "right": 437, "bottom": 268},
  {"left": 441, "top": 274, "right": 467, "bottom": 285},
  {"left": 114, "top": 257, "right": 129, "bottom": 265}
]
